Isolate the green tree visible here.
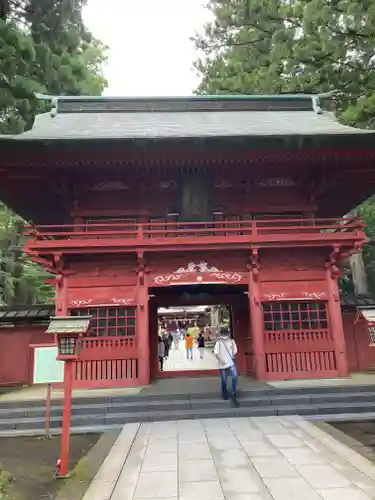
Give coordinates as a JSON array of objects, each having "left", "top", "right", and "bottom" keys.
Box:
[
  {"left": 0, "top": 203, "right": 54, "bottom": 305},
  {"left": 193, "top": 0, "right": 375, "bottom": 127},
  {"left": 0, "top": 0, "right": 107, "bottom": 134}
]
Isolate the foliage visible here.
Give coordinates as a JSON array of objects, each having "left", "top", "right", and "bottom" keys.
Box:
[
  {"left": 0, "top": 469, "right": 12, "bottom": 500},
  {"left": 0, "top": 0, "right": 107, "bottom": 134},
  {"left": 357, "top": 197, "right": 375, "bottom": 291},
  {"left": 0, "top": 1, "right": 106, "bottom": 303},
  {"left": 0, "top": 203, "right": 54, "bottom": 305},
  {"left": 193, "top": 0, "right": 375, "bottom": 127}
]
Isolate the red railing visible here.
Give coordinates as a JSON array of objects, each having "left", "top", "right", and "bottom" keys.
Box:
[
  {"left": 73, "top": 336, "right": 139, "bottom": 388},
  {"left": 25, "top": 217, "right": 366, "bottom": 251}
]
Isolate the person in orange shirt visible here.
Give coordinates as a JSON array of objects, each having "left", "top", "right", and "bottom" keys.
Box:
[{"left": 185, "top": 333, "right": 193, "bottom": 360}]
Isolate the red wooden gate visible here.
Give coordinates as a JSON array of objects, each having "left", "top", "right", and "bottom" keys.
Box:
[
  {"left": 71, "top": 306, "right": 140, "bottom": 388},
  {"left": 263, "top": 301, "right": 338, "bottom": 380}
]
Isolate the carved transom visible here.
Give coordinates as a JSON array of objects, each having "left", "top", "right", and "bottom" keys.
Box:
[
  {"left": 259, "top": 178, "right": 295, "bottom": 187},
  {"left": 175, "top": 262, "right": 222, "bottom": 273},
  {"left": 158, "top": 181, "right": 178, "bottom": 190},
  {"left": 90, "top": 181, "right": 130, "bottom": 191}
]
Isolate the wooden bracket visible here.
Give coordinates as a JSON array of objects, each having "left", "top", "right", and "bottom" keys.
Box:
[
  {"left": 137, "top": 251, "right": 146, "bottom": 286},
  {"left": 326, "top": 245, "right": 341, "bottom": 278},
  {"left": 248, "top": 248, "right": 260, "bottom": 281}
]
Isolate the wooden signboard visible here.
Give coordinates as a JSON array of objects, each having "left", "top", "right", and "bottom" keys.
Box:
[{"left": 32, "top": 345, "right": 64, "bottom": 385}]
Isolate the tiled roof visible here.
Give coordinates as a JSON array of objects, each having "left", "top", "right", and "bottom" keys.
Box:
[
  {"left": 45, "top": 316, "right": 91, "bottom": 335},
  {"left": 1, "top": 94, "right": 372, "bottom": 141},
  {"left": 0, "top": 305, "right": 53, "bottom": 321},
  {"left": 340, "top": 294, "right": 375, "bottom": 307}
]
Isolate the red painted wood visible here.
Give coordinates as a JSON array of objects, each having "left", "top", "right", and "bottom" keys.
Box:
[
  {"left": 26, "top": 218, "right": 364, "bottom": 250},
  {"left": 342, "top": 313, "right": 359, "bottom": 372},
  {"left": 231, "top": 301, "right": 249, "bottom": 375},
  {"left": 343, "top": 313, "right": 375, "bottom": 372},
  {"left": 137, "top": 273, "right": 151, "bottom": 385},
  {"left": 68, "top": 285, "right": 136, "bottom": 308},
  {"left": 0, "top": 326, "right": 54, "bottom": 386},
  {"left": 326, "top": 267, "right": 348, "bottom": 377},
  {"left": 3, "top": 146, "right": 375, "bottom": 168}
]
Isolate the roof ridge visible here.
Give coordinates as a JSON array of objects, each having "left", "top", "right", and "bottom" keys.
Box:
[
  {"left": 34, "top": 93, "right": 316, "bottom": 116},
  {"left": 36, "top": 93, "right": 316, "bottom": 102}
]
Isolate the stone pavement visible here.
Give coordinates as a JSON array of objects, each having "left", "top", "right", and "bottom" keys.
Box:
[
  {"left": 82, "top": 416, "right": 375, "bottom": 500},
  {"left": 163, "top": 340, "right": 218, "bottom": 372}
]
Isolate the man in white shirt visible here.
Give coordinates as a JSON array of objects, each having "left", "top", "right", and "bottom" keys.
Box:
[{"left": 214, "top": 326, "right": 238, "bottom": 399}]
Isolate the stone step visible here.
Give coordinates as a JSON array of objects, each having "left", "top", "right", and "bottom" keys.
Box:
[
  {"left": 1, "top": 399, "right": 375, "bottom": 435},
  {"left": 2, "top": 390, "right": 375, "bottom": 420},
  {"left": 1, "top": 383, "right": 375, "bottom": 410}
]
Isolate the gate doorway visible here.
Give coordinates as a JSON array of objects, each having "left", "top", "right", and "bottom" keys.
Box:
[{"left": 148, "top": 283, "right": 250, "bottom": 379}]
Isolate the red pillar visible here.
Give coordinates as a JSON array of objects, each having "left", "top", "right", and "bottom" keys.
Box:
[
  {"left": 59, "top": 361, "right": 73, "bottom": 477},
  {"left": 137, "top": 272, "right": 150, "bottom": 385},
  {"left": 248, "top": 270, "right": 267, "bottom": 380},
  {"left": 326, "top": 266, "right": 349, "bottom": 377},
  {"left": 55, "top": 272, "right": 73, "bottom": 477},
  {"left": 55, "top": 272, "right": 68, "bottom": 315}
]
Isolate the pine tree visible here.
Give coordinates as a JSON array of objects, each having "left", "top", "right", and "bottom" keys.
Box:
[
  {"left": 193, "top": 0, "right": 375, "bottom": 127},
  {"left": 0, "top": 204, "right": 53, "bottom": 305},
  {"left": 0, "top": 0, "right": 107, "bottom": 133}
]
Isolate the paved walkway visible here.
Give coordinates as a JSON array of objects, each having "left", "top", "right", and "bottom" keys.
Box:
[
  {"left": 163, "top": 340, "right": 218, "bottom": 371},
  {"left": 82, "top": 416, "right": 375, "bottom": 500}
]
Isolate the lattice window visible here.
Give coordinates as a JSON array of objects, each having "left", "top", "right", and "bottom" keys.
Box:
[
  {"left": 85, "top": 217, "right": 137, "bottom": 230},
  {"left": 72, "top": 307, "right": 136, "bottom": 337},
  {"left": 263, "top": 302, "right": 328, "bottom": 331}
]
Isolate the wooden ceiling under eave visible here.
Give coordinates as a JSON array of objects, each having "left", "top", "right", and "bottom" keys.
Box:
[{"left": 0, "top": 137, "right": 375, "bottom": 222}]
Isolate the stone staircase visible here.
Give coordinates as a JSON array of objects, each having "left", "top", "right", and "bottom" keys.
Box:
[{"left": 1, "top": 384, "right": 375, "bottom": 436}]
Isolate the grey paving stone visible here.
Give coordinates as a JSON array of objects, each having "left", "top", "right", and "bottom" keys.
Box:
[
  {"left": 266, "top": 433, "right": 304, "bottom": 448},
  {"left": 142, "top": 452, "right": 177, "bottom": 472},
  {"left": 111, "top": 424, "right": 152, "bottom": 500},
  {"left": 232, "top": 429, "right": 265, "bottom": 441},
  {"left": 79, "top": 417, "right": 375, "bottom": 500},
  {"left": 147, "top": 437, "right": 177, "bottom": 453},
  {"left": 211, "top": 448, "right": 250, "bottom": 467},
  {"left": 149, "top": 425, "right": 178, "bottom": 440},
  {"left": 179, "top": 459, "right": 218, "bottom": 482},
  {"left": 330, "top": 461, "right": 375, "bottom": 497},
  {"left": 251, "top": 418, "right": 287, "bottom": 434},
  {"left": 207, "top": 436, "right": 242, "bottom": 451},
  {"left": 225, "top": 494, "right": 272, "bottom": 500},
  {"left": 81, "top": 480, "right": 115, "bottom": 500},
  {"left": 251, "top": 456, "right": 299, "bottom": 478},
  {"left": 216, "top": 465, "right": 263, "bottom": 494},
  {"left": 297, "top": 464, "right": 352, "bottom": 488},
  {"left": 263, "top": 477, "right": 322, "bottom": 500},
  {"left": 317, "top": 488, "right": 373, "bottom": 500},
  {"left": 179, "top": 480, "right": 224, "bottom": 500},
  {"left": 134, "top": 471, "right": 178, "bottom": 498},
  {"left": 179, "top": 442, "right": 212, "bottom": 460},
  {"left": 280, "top": 446, "right": 327, "bottom": 465},
  {"left": 241, "top": 440, "right": 279, "bottom": 457}
]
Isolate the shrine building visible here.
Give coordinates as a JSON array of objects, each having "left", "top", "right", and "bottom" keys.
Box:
[{"left": 1, "top": 93, "right": 375, "bottom": 389}]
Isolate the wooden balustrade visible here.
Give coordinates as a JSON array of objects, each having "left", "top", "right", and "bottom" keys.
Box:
[
  {"left": 79, "top": 336, "right": 137, "bottom": 360},
  {"left": 73, "top": 336, "right": 139, "bottom": 388},
  {"left": 25, "top": 217, "right": 365, "bottom": 252},
  {"left": 263, "top": 329, "right": 337, "bottom": 379}
]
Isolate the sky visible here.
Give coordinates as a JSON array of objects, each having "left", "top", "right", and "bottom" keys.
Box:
[{"left": 83, "top": 0, "right": 212, "bottom": 97}]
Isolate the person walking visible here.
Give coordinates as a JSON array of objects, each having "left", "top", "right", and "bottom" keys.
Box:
[
  {"left": 172, "top": 329, "right": 180, "bottom": 350},
  {"left": 197, "top": 332, "right": 205, "bottom": 359},
  {"left": 214, "top": 326, "right": 238, "bottom": 399},
  {"left": 185, "top": 333, "right": 193, "bottom": 360},
  {"left": 163, "top": 331, "right": 170, "bottom": 359},
  {"left": 158, "top": 335, "right": 165, "bottom": 371}
]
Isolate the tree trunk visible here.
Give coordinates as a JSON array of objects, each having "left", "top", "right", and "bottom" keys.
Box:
[{"left": 349, "top": 252, "right": 369, "bottom": 295}]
